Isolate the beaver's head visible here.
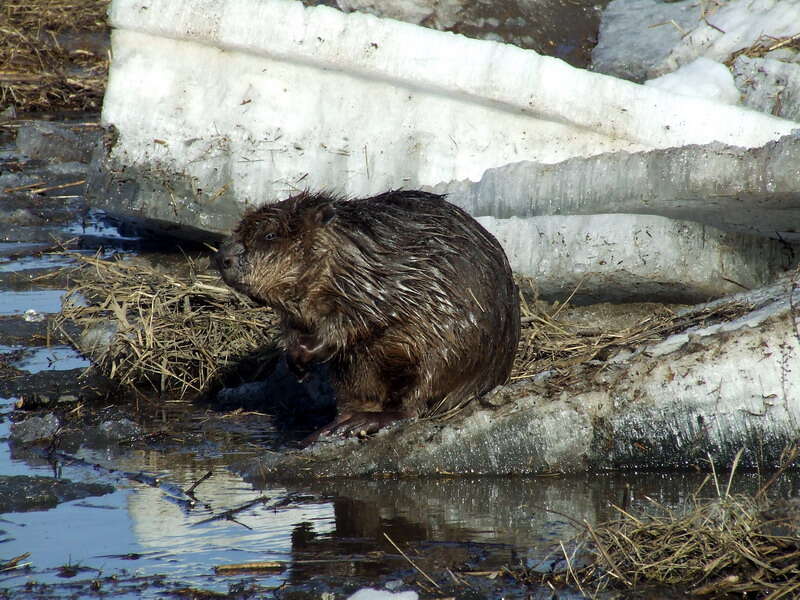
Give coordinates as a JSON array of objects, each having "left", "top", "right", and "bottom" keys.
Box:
[{"left": 215, "top": 192, "right": 337, "bottom": 309}]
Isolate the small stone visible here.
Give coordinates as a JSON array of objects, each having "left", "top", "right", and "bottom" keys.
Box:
[
  {"left": 384, "top": 580, "right": 404, "bottom": 591},
  {"left": 23, "top": 309, "right": 46, "bottom": 323},
  {"left": 10, "top": 413, "right": 60, "bottom": 444},
  {"left": 96, "top": 418, "right": 141, "bottom": 441}
]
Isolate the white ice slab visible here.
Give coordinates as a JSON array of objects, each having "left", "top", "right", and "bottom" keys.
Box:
[
  {"left": 101, "top": 0, "right": 797, "bottom": 210},
  {"left": 645, "top": 57, "right": 740, "bottom": 105},
  {"left": 477, "top": 214, "right": 790, "bottom": 303}
]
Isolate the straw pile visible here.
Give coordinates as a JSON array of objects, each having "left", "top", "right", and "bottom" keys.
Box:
[
  {"left": 539, "top": 449, "right": 800, "bottom": 599},
  {"left": 1, "top": 0, "right": 109, "bottom": 112},
  {"left": 55, "top": 253, "right": 280, "bottom": 399}
]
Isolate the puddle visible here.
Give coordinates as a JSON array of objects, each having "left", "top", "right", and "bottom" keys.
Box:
[
  {"left": 0, "top": 242, "right": 50, "bottom": 258},
  {"left": 0, "top": 290, "right": 67, "bottom": 316},
  {"left": 63, "top": 208, "right": 141, "bottom": 241},
  {"left": 0, "top": 456, "right": 333, "bottom": 596},
  {"left": 3, "top": 387, "right": 795, "bottom": 600},
  {"left": 0, "top": 394, "right": 327, "bottom": 596},
  {"left": 0, "top": 253, "right": 79, "bottom": 273},
  {"left": 0, "top": 345, "right": 90, "bottom": 373}
]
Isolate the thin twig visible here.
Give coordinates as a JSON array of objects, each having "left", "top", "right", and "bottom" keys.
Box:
[
  {"left": 383, "top": 533, "right": 440, "bottom": 589},
  {"left": 184, "top": 470, "right": 213, "bottom": 496}
]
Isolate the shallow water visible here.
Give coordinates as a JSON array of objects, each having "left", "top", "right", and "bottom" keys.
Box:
[
  {"left": 0, "top": 290, "right": 68, "bottom": 317},
  {"left": 0, "top": 412, "right": 328, "bottom": 596},
  {"left": 0, "top": 345, "right": 91, "bottom": 373},
  {"left": 0, "top": 253, "right": 79, "bottom": 273},
  {"left": 4, "top": 387, "right": 794, "bottom": 599}
]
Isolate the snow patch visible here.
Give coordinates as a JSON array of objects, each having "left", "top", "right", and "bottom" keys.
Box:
[{"left": 645, "top": 57, "right": 740, "bottom": 105}]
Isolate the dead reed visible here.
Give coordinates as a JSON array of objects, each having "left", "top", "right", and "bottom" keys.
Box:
[
  {"left": 512, "top": 277, "right": 752, "bottom": 385},
  {"left": 559, "top": 448, "right": 800, "bottom": 598},
  {"left": 726, "top": 33, "right": 800, "bottom": 66},
  {"left": 0, "top": 0, "right": 109, "bottom": 113}
]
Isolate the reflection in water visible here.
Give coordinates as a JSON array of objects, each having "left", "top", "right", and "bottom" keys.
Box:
[
  {"left": 0, "top": 289, "right": 66, "bottom": 316},
  {"left": 281, "top": 470, "right": 800, "bottom": 582},
  {"left": 5, "top": 390, "right": 800, "bottom": 598},
  {"left": 62, "top": 208, "right": 141, "bottom": 241},
  {"left": 7, "top": 345, "right": 91, "bottom": 373},
  {"left": 126, "top": 473, "right": 335, "bottom": 584},
  {"left": 0, "top": 253, "right": 77, "bottom": 273}
]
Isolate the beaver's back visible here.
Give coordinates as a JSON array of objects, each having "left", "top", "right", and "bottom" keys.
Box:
[
  {"left": 217, "top": 189, "right": 520, "bottom": 424},
  {"left": 311, "top": 191, "right": 520, "bottom": 415}
]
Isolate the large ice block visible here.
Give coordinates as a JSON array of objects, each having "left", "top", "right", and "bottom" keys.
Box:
[{"left": 91, "top": 0, "right": 798, "bottom": 235}]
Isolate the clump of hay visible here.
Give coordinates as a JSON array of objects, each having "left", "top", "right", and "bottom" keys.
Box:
[
  {"left": 55, "top": 253, "right": 280, "bottom": 399},
  {"left": 524, "top": 448, "right": 800, "bottom": 599},
  {"left": 1, "top": 0, "right": 109, "bottom": 112}
]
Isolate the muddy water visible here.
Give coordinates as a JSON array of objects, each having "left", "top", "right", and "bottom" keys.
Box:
[{"left": 3, "top": 393, "right": 793, "bottom": 600}]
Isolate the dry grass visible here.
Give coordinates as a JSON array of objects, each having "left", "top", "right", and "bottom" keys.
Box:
[
  {"left": 55, "top": 253, "right": 280, "bottom": 399},
  {"left": 56, "top": 254, "right": 754, "bottom": 402},
  {"left": 512, "top": 277, "right": 752, "bottom": 387},
  {"left": 526, "top": 448, "right": 800, "bottom": 599},
  {"left": 0, "top": 0, "right": 109, "bottom": 113},
  {"left": 726, "top": 33, "right": 800, "bottom": 66}
]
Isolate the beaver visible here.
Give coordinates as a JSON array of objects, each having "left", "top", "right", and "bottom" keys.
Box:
[{"left": 215, "top": 190, "right": 520, "bottom": 441}]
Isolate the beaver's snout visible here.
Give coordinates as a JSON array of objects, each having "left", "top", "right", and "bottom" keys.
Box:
[{"left": 215, "top": 239, "right": 245, "bottom": 281}]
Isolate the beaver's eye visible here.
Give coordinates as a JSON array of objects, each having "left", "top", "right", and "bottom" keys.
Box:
[{"left": 264, "top": 232, "right": 277, "bottom": 241}]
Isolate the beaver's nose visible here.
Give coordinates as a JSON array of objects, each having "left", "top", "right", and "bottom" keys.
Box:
[{"left": 215, "top": 240, "right": 244, "bottom": 273}]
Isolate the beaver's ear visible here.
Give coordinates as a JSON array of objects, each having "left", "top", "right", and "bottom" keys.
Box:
[{"left": 315, "top": 203, "right": 337, "bottom": 226}]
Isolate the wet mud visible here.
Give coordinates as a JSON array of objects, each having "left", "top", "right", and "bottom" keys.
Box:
[{"left": 0, "top": 475, "right": 113, "bottom": 513}]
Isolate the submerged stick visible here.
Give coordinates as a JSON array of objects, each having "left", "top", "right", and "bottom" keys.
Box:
[
  {"left": 214, "top": 561, "right": 285, "bottom": 574},
  {"left": 192, "top": 495, "right": 270, "bottom": 526},
  {"left": 383, "top": 532, "right": 440, "bottom": 589},
  {"left": 27, "top": 179, "right": 86, "bottom": 194},
  {"left": 185, "top": 470, "right": 213, "bottom": 496}
]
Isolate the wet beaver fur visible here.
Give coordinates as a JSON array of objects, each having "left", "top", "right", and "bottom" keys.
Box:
[{"left": 216, "top": 190, "right": 520, "bottom": 441}]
